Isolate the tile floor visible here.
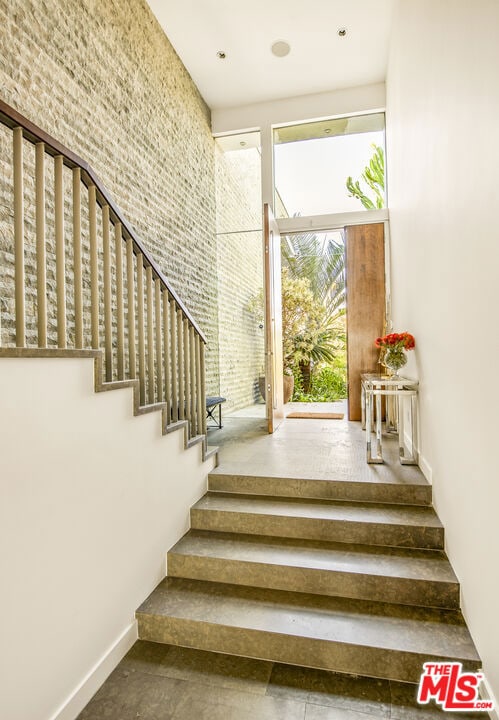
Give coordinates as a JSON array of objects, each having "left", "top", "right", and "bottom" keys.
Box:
[
  {"left": 210, "top": 401, "right": 426, "bottom": 489},
  {"left": 77, "top": 641, "right": 485, "bottom": 719}
]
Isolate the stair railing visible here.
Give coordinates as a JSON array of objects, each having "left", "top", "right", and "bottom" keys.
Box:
[{"left": 0, "top": 99, "right": 207, "bottom": 440}]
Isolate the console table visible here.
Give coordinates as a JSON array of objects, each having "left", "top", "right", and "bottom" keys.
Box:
[{"left": 361, "top": 374, "right": 419, "bottom": 465}]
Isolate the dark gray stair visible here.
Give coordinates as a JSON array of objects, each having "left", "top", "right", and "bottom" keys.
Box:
[
  {"left": 136, "top": 466, "right": 480, "bottom": 684},
  {"left": 168, "top": 529, "right": 460, "bottom": 609},
  {"left": 209, "top": 471, "right": 432, "bottom": 506},
  {"left": 136, "top": 577, "right": 480, "bottom": 684},
  {"left": 190, "top": 492, "right": 444, "bottom": 549}
]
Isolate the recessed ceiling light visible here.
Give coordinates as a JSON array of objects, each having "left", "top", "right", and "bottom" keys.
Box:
[
  {"left": 271, "top": 40, "right": 291, "bottom": 57},
  {"left": 216, "top": 50, "right": 226, "bottom": 59},
  {"left": 337, "top": 28, "right": 347, "bottom": 37}
]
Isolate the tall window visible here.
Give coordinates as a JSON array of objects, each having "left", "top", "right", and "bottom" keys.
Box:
[
  {"left": 273, "top": 112, "right": 385, "bottom": 218},
  {"left": 214, "top": 131, "right": 265, "bottom": 410}
]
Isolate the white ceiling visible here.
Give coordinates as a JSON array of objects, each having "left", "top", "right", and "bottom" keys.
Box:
[{"left": 146, "top": 0, "right": 395, "bottom": 110}]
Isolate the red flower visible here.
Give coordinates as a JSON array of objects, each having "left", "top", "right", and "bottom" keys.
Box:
[{"left": 374, "top": 330, "right": 416, "bottom": 351}]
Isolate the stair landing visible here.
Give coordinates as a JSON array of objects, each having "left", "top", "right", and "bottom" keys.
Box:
[{"left": 209, "top": 403, "right": 428, "bottom": 491}]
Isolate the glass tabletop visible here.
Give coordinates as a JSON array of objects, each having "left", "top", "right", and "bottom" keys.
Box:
[{"left": 361, "top": 373, "right": 419, "bottom": 389}]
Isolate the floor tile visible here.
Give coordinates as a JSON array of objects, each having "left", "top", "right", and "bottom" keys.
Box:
[
  {"left": 267, "top": 664, "right": 391, "bottom": 717},
  {"left": 305, "top": 703, "right": 387, "bottom": 719},
  {"left": 390, "top": 680, "right": 488, "bottom": 719},
  {"left": 77, "top": 668, "right": 182, "bottom": 719},
  {"left": 214, "top": 408, "right": 428, "bottom": 488},
  {"left": 306, "top": 670, "right": 391, "bottom": 716},
  {"left": 120, "top": 638, "right": 171, "bottom": 675},
  {"left": 173, "top": 678, "right": 306, "bottom": 720},
  {"left": 76, "top": 668, "right": 129, "bottom": 720},
  {"left": 121, "top": 640, "right": 273, "bottom": 695},
  {"left": 266, "top": 663, "right": 313, "bottom": 702}
]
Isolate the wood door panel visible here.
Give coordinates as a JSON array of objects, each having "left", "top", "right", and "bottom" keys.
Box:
[{"left": 346, "top": 223, "right": 385, "bottom": 421}]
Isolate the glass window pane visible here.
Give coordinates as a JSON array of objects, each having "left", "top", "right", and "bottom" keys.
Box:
[
  {"left": 214, "top": 132, "right": 265, "bottom": 413},
  {"left": 274, "top": 113, "right": 385, "bottom": 218}
]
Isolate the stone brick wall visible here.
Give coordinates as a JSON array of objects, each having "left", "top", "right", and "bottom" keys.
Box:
[
  {"left": 0, "top": 0, "right": 220, "bottom": 391},
  {"left": 215, "top": 144, "right": 265, "bottom": 411}
]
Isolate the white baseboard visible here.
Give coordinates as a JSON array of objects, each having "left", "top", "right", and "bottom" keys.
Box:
[
  {"left": 418, "top": 452, "right": 432, "bottom": 484},
  {"left": 49, "top": 620, "right": 138, "bottom": 720},
  {"left": 401, "top": 428, "right": 431, "bottom": 484},
  {"left": 479, "top": 672, "right": 498, "bottom": 719}
]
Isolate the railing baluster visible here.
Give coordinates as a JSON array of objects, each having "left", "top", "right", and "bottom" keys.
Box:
[
  {"left": 54, "top": 155, "right": 66, "bottom": 348},
  {"left": 177, "top": 309, "right": 184, "bottom": 420},
  {"left": 189, "top": 324, "right": 196, "bottom": 435},
  {"left": 102, "top": 205, "right": 112, "bottom": 380},
  {"left": 155, "top": 278, "right": 163, "bottom": 403},
  {"left": 13, "top": 127, "right": 25, "bottom": 347},
  {"left": 137, "top": 253, "right": 146, "bottom": 406},
  {"left": 126, "top": 238, "right": 136, "bottom": 378},
  {"left": 88, "top": 185, "right": 99, "bottom": 350},
  {"left": 146, "top": 265, "right": 154, "bottom": 404},
  {"left": 35, "top": 143, "right": 47, "bottom": 347},
  {"left": 170, "top": 300, "right": 178, "bottom": 422},
  {"left": 115, "top": 223, "right": 125, "bottom": 380},
  {"left": 73, "top": 167, "right": 83, "bottom": 349},
  {"left": 3, "top": 106, "right": 208, "bottom": 443},
  {"left": 163, "top": 291, "right": 171, "bottom": 422},
  {"left": 200, "top": 340, "right": 207, "bottom": 437},
  {"left": 184, "top": 318, "right": 191, "bottom": 429},
  {"left": 196, "top": 334, "right": 203, "bottom": 437}
]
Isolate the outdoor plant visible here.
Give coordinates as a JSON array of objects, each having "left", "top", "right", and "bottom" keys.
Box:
[
  {"left": 346, "top": 144, "right": 385, "bottom": 210},
  {"left": 248, "top": 269, "right": 345, "bottom": 395},
  {"left": 292, "top": 361, "right": 347, "bottom": 402},
  {"left": 281, "top": 269, "right": 335, "bottom": 368},
  {"left": 281, "top": 230, "right": 346, "bottom": 392}
]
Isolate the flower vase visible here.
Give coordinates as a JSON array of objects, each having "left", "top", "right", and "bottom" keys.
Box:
[{"left": 384, "top": 347, "right": 407, "bottom": 377}]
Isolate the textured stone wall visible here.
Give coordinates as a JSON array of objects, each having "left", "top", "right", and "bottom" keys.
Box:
[
  {"left": 0, "top": 0, "right": 220, "bottom": 391},
  {"left": 215, "top": 144, "right": 265, "bottom": 411}
]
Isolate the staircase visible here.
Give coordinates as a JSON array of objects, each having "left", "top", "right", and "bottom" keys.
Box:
[
  {"left": 0, "top": 99, "right": 214, "bottom": 460},
  {"left": 136, "top": 469, "right": 481, "bottom": 684},
  {"left": 0, "top": 97, "right": 482, "bottom": 694}
]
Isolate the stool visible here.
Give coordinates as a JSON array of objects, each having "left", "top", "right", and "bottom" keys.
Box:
[{"left": 206, "top": 396, "right": 226, "bottom": 429}]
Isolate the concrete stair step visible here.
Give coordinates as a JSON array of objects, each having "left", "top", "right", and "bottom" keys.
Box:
[
  {"left": 191, "top": 493, "right": 444, "bottom": 549},
  {"left": 168, "top": 529, "right": 460, "bottom": 609},
  {"left": 209, "top": 471, "right": 432, "bottom": 506},
  {"left": 136, "top": 577, "right": 480, "bottom": 683}
]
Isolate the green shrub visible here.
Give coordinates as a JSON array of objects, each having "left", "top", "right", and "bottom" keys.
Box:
[{"left": 292, "top": 361, "right": 347, "bottom": 402}]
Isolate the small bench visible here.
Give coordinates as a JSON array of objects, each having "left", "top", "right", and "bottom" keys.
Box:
[{"left": 206, "top": 396, "right": 226, "bottom": 429}]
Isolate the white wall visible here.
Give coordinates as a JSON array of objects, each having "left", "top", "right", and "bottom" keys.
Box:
[
  {"left": 386, "top": 0, "right": 499, "bottom": 701},
  {"left": 0, "top": 357, "right": 215, "bottom": 720}
]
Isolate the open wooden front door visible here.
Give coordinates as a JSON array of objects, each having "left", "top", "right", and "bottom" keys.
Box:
[
  {"left": 263, "top": 204, "right": 284, "bottom": 433},
  {"left": 345, "top": 223, "right": 386, "bottom": 421}
]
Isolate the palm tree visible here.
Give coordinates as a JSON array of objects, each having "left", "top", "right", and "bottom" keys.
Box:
[
  {"left": 282, "top": 229, "right": 345, "bottom": 316},
  {"left": 346, "top": 144, "right": 385, "bottom": 210},
  {"left": 281, "top": 229, "right": 346, "bottom": 391}
]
